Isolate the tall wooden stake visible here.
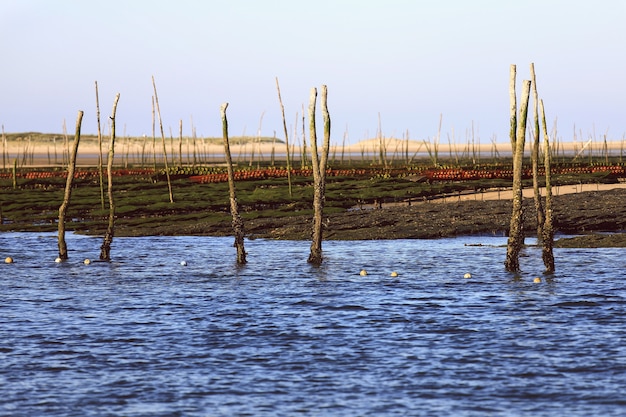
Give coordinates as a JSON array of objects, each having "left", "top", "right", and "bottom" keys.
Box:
[
  {"left": 540, "top": 99, "right": 555, "bottom": 273},
  {"left": 275, "top": 77, "right": 293, "bottom": 197},
  {"left": 505, "top": 79, "right": 531, "bottom": 272},
  {"left": 221, "top": 103, "right": 246, "bottom": 264},
  {"left": 95, "top": 81, "right": 105, "bottom": 210},
  {"left": 151, "top": 76, "right": 174, "bottom": 203},
  {"left": 58, "top": 111, "right": 83, "bottom": 260},
  {"left": 100, "top": 93, "right": 120, "bottom": 261},
  {"left": 308, "top": 86, "right": 331, "bottom": 265},
  {"left": 509, "top": 64, "right": 517, "bottom": 152},
  {"left": 530, "top": 63, "right": 545, "bottom": 244}
]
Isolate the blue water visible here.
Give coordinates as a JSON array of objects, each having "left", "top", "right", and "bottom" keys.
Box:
[{"left": 1, "top": 232, "right": 625, "bottom": 416}]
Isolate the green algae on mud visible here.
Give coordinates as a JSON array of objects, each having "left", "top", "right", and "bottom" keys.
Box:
[{"left": 0, "top": 166, "right": 625, "bottom": 247}]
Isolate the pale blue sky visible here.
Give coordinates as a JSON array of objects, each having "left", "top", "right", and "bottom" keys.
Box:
[{"left": 1, "top": 0, "right": 624, "bottom": 144}]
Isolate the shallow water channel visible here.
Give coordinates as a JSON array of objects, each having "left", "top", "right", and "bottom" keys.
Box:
[{"left": 1, "top": 232, "right": 625, "bottom": 416}]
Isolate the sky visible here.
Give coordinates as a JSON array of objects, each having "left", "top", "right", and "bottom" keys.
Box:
[{"left": 1, "top": 0, "right": 624, "bottom": 145}]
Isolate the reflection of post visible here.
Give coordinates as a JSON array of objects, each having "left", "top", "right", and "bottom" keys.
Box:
[
  {"left": 100, "top": 93, "right": 120, "bottom": 261},
  {"left": 58, "top": 111, "right": 83, "bottom": 260},
  {"left": 505, "top": 80, "right": 531, "bottom": 272},
  {"left": 221, "top": 103, "right": 246, "bottom": 264},
  {"left": 308, "top": 86, "right": 331, "bottom": 265}
]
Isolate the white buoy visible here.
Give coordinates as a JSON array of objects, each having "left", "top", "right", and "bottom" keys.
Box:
[
  {"left": 55, "top": 257, "right": 62, "bottom": 263},
  {"left": 390, "top": 271, "right": 399, "bottom": 277},
  {"left": 464, "top": 272, "right": 472, "bottom": 279},
  {"left": 84, "top": 259, "right": 91, "bottom": 265},
  {"left": 359, "top": 269, "right": 367, "bottom": 276},
  {"left": 180, "top": 260, "right": 187, "bottom": 266},
  {"left": 5, "top": 257, "right": 13, "bottom": 264}
]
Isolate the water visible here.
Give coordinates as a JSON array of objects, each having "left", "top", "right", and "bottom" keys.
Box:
[{"left": 1, "top": 232, "right": 625, "bottom": 417}]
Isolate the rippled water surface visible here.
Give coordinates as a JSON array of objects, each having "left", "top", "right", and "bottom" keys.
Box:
[{"left": 1, "top": 232, "right": 625, "bottom": 416}]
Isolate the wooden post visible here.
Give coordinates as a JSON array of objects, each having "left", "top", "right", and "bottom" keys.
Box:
[
  {"left": 509, "top": 64, "right": 517, "bottom": 152},
  {"left": 151, "top": 76, "right": 174, "bottom": 203},
  {"left": 275, "top": 77, "right": 293, "bottom": 197},
  {"left": 1, "top": 125, "right": 5, "bottom": 170},
  {"left": 58, "top": 111, "right": 83, "bottom": 260},
  {"left": 12, "top": 158, "right": 16, "bottom": 189},
  {"left": 308, "top": 86, "right": 331, "bottom": 265},
  {"left": 221, "top": 103, "right": 246, "bottom": 264},
  {"left": 178, "top": 120, "right": 183, "bottom": 167},
  {"left": 301, "top": 105, "right": 308, "bottom": 169},
  {"left": 100, "top": 94, "right": 120, "bottom": 261},
  {"left": 530, "top": 63, "right": 545, "bottom": 244},
  {"left": 505, "top": 80, "right": 531, "bottom": 272},
  {"left": 308, "top": 88, "right": 322, "bottom": 264},
  {"left": 540, "top": 99, "right": 555, "bottom": 273},
  {"left": 95, "top": 81, "right": 105, "bottom": 210}
]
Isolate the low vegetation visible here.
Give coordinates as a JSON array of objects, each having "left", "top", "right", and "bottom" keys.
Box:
[{"left": 0, "top": 159, "right": 624, "bottom": 237}]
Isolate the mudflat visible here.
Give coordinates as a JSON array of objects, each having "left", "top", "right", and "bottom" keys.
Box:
[{"left": 162, "top": 187, "right": 626, "bottom": 248}]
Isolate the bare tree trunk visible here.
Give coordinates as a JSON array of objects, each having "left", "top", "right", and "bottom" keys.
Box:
[
  {"left": 151, "top": 76, "right": 174, "bottom": 203},
  {"left": 221, "top": 103, "right": 247, "bottom": 264},
  {"left": 58, "top": 111, "right": 83, "bottom": 260},
  {"left": 275, "top": 77, "right": 293, "bottom": 197},
  {"left": 505, "top": 80, "right": 531, "bottom": 272},
  {"left": 530, "top": 63, "right": 545, "bottom": 244},
  {"left": 540, "top": 99, "right": 555, "bottom": 273},
  {"left": 100, "top": 94, "right": 120, "bottom": 261},
  {"left": 308, "top": 86, "right": 331, "bottom": 265}
]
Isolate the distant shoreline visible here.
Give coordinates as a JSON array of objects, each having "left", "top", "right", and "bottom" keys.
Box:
[{"left": 2, "top": 134, "right": 625, "bottom": 167}]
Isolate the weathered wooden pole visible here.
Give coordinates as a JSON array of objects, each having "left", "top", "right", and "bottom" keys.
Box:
[
  {"left": 12, "top": 158, "right": 16, "bottom": 189},
  {"left": 530, "top": 63, "right": 545, "bottom": 244},
  {"left": 221, "top": 103, "right": 247, "bottom": 264},
  {"left": 100, "top": 93, "right": 120, "bottom": 261},
  {"left": 95, "top": 81, "right": 105, "bottom": 210},
  {"left": 58, "top": 111, "right": 83, "bottom": 260},
  {"left": 505, "top": 79, "right": 531, "bottom": 272},
  {"left": 151, "top": 76, "right": 174, "bottom": 203},
  {"left": 540, "top": 99, "right": 555, "bottom": 273},
  {"left": 509, "top": 65, "right": 517, "bottom": 152},
  {"left": 275, "top": 77, "right": 293, "bottom": 197},
  {"left": 308, "top": 85, "right": 331, "bottom": 265}
]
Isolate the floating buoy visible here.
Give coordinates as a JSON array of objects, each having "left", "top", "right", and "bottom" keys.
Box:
[
  {"left": 390, "top": 271, "right": 399, "bottom": 277},
  {"left": 180, "top": 260, "right": 187, "bottom": 266},
  {"left": 84, "top": 259, "right": 91, "bottom": 265},
  {"left": 5, "top": 257, "right": 13, "bottom": 264},
  {"left": 359, "top": 269, "right": 367, "bottom": 276},
  {"left": 464, "top": 272, "right": 472, "bottom": 279},
  {"left": 533, "top": 277, "right": 541, "bottom": 283},
  {"left": 55, "top": 257, "right": 62, "bottom": 263}
]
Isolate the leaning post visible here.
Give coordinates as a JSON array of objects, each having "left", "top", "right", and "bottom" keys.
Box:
[
  {"left": 221, "top": 103, "right": 247, "bottom": 264},
  {"left": 100, "top": 93, "right": 120, "bottom": 261},
  {"left": 58, "top": 110, "right": 83, "bottom": 260}
]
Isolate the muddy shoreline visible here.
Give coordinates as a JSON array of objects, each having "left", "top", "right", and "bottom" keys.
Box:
[{"left": 136, "top": 189, "right": 626, "bottom": 248}]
